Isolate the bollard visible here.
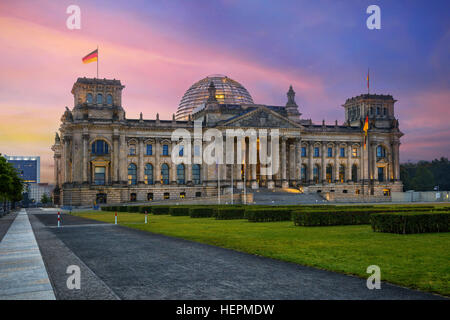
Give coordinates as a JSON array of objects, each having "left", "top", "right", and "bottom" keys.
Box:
[
  {"left": 57, "top": 211, "right": 61, "bottom": 228},
  {"left": 145, "top": 211, "right": 148, "bottom": 224},
  {"left": 115, "top": 212, "right": 117, "bottom": 225}
]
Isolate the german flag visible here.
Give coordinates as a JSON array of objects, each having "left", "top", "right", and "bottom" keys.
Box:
[
  {"left": 82, "top": 49, "right": 98, "bottom": 64},
  {"left": 363, "top": 115, "right": 369, "bottom": 149}
]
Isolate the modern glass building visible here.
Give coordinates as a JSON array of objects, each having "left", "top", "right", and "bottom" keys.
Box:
[
  {"left": 176, "top": 74, "right": 254, "bottom": 120},
  {"left": 4, "top": 155, "right": 40, "bottom": 183}
]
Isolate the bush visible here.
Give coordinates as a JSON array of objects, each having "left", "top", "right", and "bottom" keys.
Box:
[
  {"left": 292, "top": 210, "right": 373, "bottom": 226},
  {"left": 190, "top": 207, "right": 214, "bottom": 218},
  {"left": 139, "top": 206, "right": 152, "bottom": 214},
  {"left": 216, "top": 207, "right": 246, "bottom": 220},
  {"left": 169, "top": 207, "right": 190, "bottom": 216},
  {"left": 371, "top": 212, "right": 450, "bottom": 234},
  {"left": 245, "top": 208, "right": 292, "bottom": 222},
  {"left": 118, "top": 206, "right": 128, "bottom": 212},
  {"left": 101, "top": 206, "right": 111, "bottom": 211},
  {"left": 151, "top": 206, "right": 171, "bottom": 215},
  {"left": 127, "top": 206, "right": 141, "bottom": 213}
]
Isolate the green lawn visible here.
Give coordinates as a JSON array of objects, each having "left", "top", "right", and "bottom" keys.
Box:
[{"left": 72, "top": 210, "right": 450, "bottom": 296}]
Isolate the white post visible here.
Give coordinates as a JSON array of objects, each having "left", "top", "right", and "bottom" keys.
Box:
[
  {"left": 243, "top": 161, "right": 246, "bottom": 205},
  {"left": 231, "top": 164, "right": 234, "bottom": 205},
  {"left": 145, "top": 212, "right": 148, "bottom": 224},
  {"left": 218, "top": 163, "right": 221, "bottom": 205},
  {"left": 115, "top": 212, "right": 117, "bottom": 225},
  {"left": 57, "top": 212, "right": 60, "bottom": 228}
]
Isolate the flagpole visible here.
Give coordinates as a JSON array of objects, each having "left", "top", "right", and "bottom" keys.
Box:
[
  {"left": 97, "top": 45, "right": 99, "bottom": 79},
  {"left": 367, "top": 68, "right": 370, "bottom": 95}
]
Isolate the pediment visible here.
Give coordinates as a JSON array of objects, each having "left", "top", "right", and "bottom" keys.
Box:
[{"left": 220, "top": 106, "right": 303, "bottom": 129}]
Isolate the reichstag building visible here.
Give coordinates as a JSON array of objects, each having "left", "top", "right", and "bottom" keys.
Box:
[{"left": 52, "top": 74, "right": 403, "bottom": 205}]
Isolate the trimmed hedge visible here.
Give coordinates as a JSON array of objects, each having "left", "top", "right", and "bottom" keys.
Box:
[
  {"left": 152, "top": 206, "right": 171, "bottom": 215},
  {"left": 189, "top": 207, "right": 215, "bottom": 218},
  {"left": 292, "top": 210, "right": 372, "bottom": 226},
  {"left": 169, "top": 207, "right": 190, "bottom": 216},
  {"left": 139, "top": 206, "right": 152, "bottom": 214},
  {"left": 215, "top": 207, "right": 246, "bottom": 220},
  {"left": 127, "top": 206, "right": 141, "bottom": 213},
  {"left": 245, "top": 208, "right": 292, "bottom": 222},
  {"left": 371, "top": 212, "right": 450, "bottom": 234}
]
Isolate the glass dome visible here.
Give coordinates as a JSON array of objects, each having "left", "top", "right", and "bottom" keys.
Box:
[{"left": 176, "top": 74, "right": 254, "bottom": 120}]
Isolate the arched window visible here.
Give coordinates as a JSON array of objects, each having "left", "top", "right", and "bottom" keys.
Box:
[
  {"left": 376, "top": 145, "right": 386, "bottom": 158},
  {"left": 97, "top": 93, "right": 103, "bottom": 104},
  {"left": 177, "top": 164, "right": 185, "bottom": 184},
  {"left": 301, "top": 164, "right": 307, "bottom": 183},
  {"left": 313, "top": 165, "right": 320, "bottom": 184},
  {"left": 91, "top": 140, "right": 109, "bottom": 155},
  {"left": 144, "top": 164, "right": 153, "bottom": 185},
  {"left": 352, "top": 164, "right": 358, "bottom": 182},
  {"left": 128, "top": 164, "right": 137, "bottom": 185},
  {"left": 339, "top": 165, "right": 345, "bottom": 183},
  {"left": 192, "top": 164, "right": 201, "bottom": 185},
  {"left": 326, "top": 164, "right": 333, "bottom": 183},
  {"left": 161, "top": 164, "right": 169, "bottom": 185},
  {"left": 107, "top": 94, "right": 113, "bottom": 105},
  {"left": 86, "top": 93, "right": 93, "bottom": 104}
]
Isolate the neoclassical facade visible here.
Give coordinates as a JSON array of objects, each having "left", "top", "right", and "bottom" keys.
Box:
[{"left": 52, "top": 75, "right": 403, "bottom": 205}]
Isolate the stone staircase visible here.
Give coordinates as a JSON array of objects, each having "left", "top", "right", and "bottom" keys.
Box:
[{"left": 252, "top": 188, "right": 327, "bottom": 205}]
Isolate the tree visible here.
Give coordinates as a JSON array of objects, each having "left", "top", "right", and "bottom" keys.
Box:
[
  {"left": 0, "top": 155, "right": 24, "bottom": 211},
  {"left": 41, "top": 193, "right": 50, "bottom": 204},
  {"left": 400, "top": 158, "right": 449, "bottom": 191}
]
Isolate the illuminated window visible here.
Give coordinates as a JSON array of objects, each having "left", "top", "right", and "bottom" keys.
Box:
[
  {"left": 144, "top": 164, "right": 153, "bottom": 185},
  {"left": 326, "top": 164, "right": 333, "bottom": 183},
  {"left": 161, "top": 164, "right": 169, "bottom": 185},
  {"left": 339, "top": 165, "right": 345, "bottom": 183},
  {"left": 352, "top": 147, "right": 358, "bottom": 157},
  {"left": 128, "top": 164, "right": 137, "bottom": 185},
  {"left": 313, "top": 165, "right": 320, "bottom": 183}
]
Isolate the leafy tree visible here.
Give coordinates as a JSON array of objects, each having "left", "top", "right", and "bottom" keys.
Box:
[
  {"left": 41, "top": 193, "right": 50, "bottom": 204},
  {"left": 400, "top": 157, "right": 450, "bottom": 191},
  {"left": 0, "top": 155, "right": 24, "bottom": 211}
]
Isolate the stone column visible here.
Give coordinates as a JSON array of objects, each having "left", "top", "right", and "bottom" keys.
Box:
[
  {"left": 82, "top": 133, "right": 89, "bottom": 184},
  {"left": 63, "top": 136, "right": 71, "bottom": 183},
  {"left": 362, "top": 137, "right": 369, "bottom": 183},
  {"left": 372, "top": 143, "right": 377, "bottom": 181},
  {"left": 281, "top": 137, "right": 288, "bottom": 188},
  {"left": 187, "top": 139, "right": 193, "bottom": 185},
  {"left": 334, "top": 144, "right": 339, "bottom": 182},
  {"left": 393, "top": 141, "right": 400, "bottom": 181},
  {"left": 113, "top": 134, "right": 119, "bottom": 183},
  {"left": 296, "top": 138, "right": 302, "bottom": 184},
  {"left": 321, "top": 143, "right": 326, "bottom": 183},
  {"left": 346, "top": 143, "right": 351, "bottom": 182},
  {"left": 138, "top": 138, "right": 144, "bottom": 184},
  {"left": 308, "top": 142, "right": 313, "bottom": 183},
  {"left": 119, "top": 135, "right": 127, "bottom": 184},
  {"left": 170, "top": 142, "right": 177, "bottom": 184},
  {"left": 155, "top": 138, "right": 161, "bottom": 184}
]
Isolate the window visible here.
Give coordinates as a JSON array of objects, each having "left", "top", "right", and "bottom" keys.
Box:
[
  {"left": 383, "top": 107, "right": 387, "bottom": 116},
  {"left": 129, "top": 145, "right": 136, "bottom": 156},
  {"left": 370, "top": 107, "right": 374, "bottom": 115},
  {"left": 376, "top": 106, "right": 381, "bottom": 115},
  {"left": 97, "top": 93, "right": 103, "bottom": 104},
  {"left": 107, "top": 94, "right": 113, "bottom": 105},
  {"left": 301, "top": 165, "right": 307, "bottom": 183},
  {"left": 128, "top": 164, "right": 137, "bottom": 185},
  {"left": 177, "top": 164, "right": 185, "bottom": 184},
  {"left": 94, "top": 167, "right": 105, "bottom": 185},
  {"left": 195, "top": 192, "right": 202, "bottom": 198},
  {"left": 378, "top": 167, "right": 385, "bottom": 182},
  {"left": 352, "top": 147, "right": 358, "bottom": 158},
  {"left": 376, "top": 146, "right": 386, "bottom": 158},
  {"left": 162, "top": 144, "right": 169, "bottom": 156},
  {"left": 86, "top": 93, "right": 93, "bottom": 104},
  {"left": 161, "top": 164, "right": 169, "bottom": 185},
  {"left": 314, "top": 147, "right": 320, "bottom": 157},
  {"left": 301, "top": 147, "right": 307, "bottom": 157},
  {"left": 313, "top": 165, "right": 320, "bottom": 183},
  {"left": 355, "top": 189, "right": 360, "bottom": 195},
  {"left": 340, "top": 147, "right": 345, "bottom": 157},
  {"left": 339, "top": 165, "right": 345, "bottom": 183},
  {"left": 91, "top": 140, "right": 109, "bottom": 155},
  {"left": 146, "top": 144, "right": 152, "bottom": 156},
  {"left": 192, "top": 164, "right": 201, "bottom": 185},
  {"left": 144, "top": 164, "right": 153, "bottom": 185},
  {"left": 326, "top": 164, "right": 333, "bottom": 183},
  {"left": 163, "top": 192, "right": 170, "bottom": 199},
  {"left": 147, "top": 193, "right": 153, "bottom": 201},
  {"left": 96, "top": 193, "right": 107, "bottom": 204},
  {"left": 383, "top": 189, "right": 391, "bottom": 196},
  {"left": 327, "top": 147, "right": 333, "bottom": 157},
  {"left": 130, "top": 193, "right": 137, "bottom": 202},
  {"left": 180, "top": 192, "right": 186, "bottom": 199},
  {"left": 179, "top": 145, "right": 184, "bottom": 157},
  {"left": 352, "top": 164, "right": 358, "bottom": 182}
]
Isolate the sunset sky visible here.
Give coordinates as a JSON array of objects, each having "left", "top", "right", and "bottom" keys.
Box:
[{"left": 0, "top": 0, "right": 449, "bottom": 183}]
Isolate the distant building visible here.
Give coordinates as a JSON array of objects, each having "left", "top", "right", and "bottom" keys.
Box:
[
  {"left": 4, "top": 155, "right": 40, "bottom": 183},
  {"left": 28, "top": 183, "right": 54, "bottom": 203}
]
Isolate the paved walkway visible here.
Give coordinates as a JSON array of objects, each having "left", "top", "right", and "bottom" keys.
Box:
[{"left": 0, "top": 209, "right": 55, "bottom": 300}]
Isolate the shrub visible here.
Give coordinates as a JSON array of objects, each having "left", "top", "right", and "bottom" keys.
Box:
[
  {"left": 118, "top": 206, "right": 128, "bottom": 212},
  {"left": 127, "top": 206, "right": 141, "bottom": 213},
  {"left": 189, "top": 207, "right": 214, "bottom": 218},
  {"left": 371, "top": 212, "right": 450, "bottom": 234},
  {"left": 138, "top": 206, "right": 152, "bottom": 214},
  {"left": 151, "top": 206, "right": 171, "bottom": 215},
  {"left": 292, "top": 210, "right": 373, "bottom": 226},
  {"left": 245, "top": 208, "right": 293, "bottom": 222},
  {"left": 169, "top": 207, "right": 190, "bottom": 216},
  {"left": 101, "top": 206, "right": 111, "bottom": 211},
  {"left": 215, "top": 207, "right": 246, "bottom": 220}
]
